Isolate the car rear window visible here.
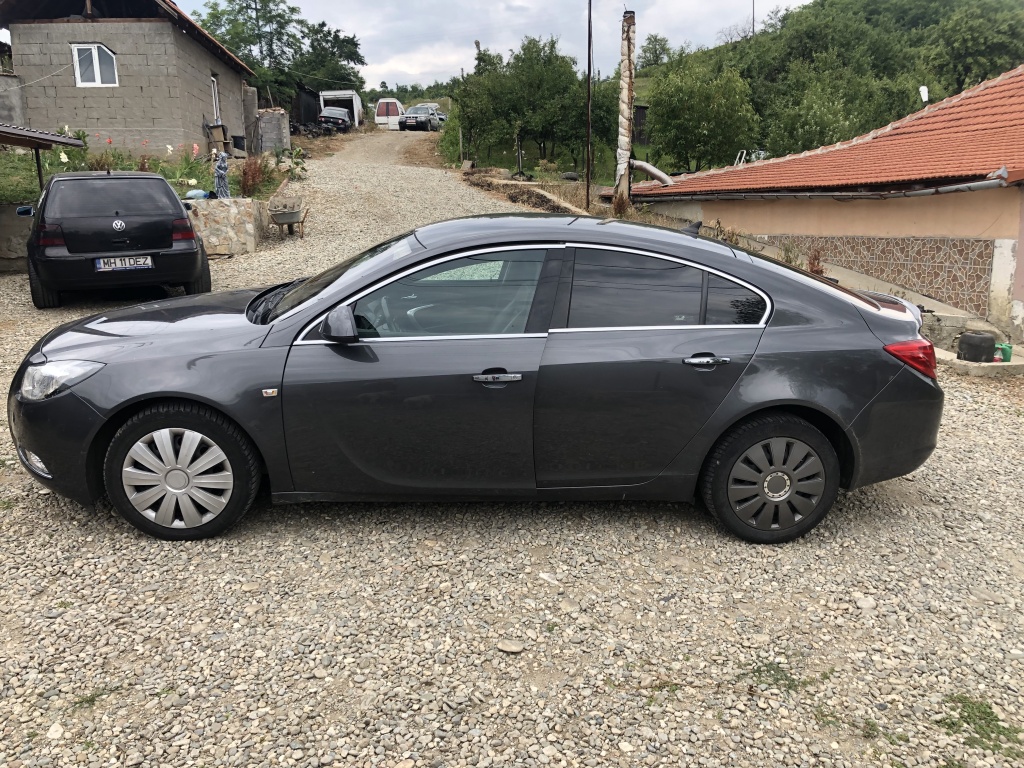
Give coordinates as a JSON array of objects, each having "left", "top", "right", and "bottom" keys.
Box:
[
  {"left": 321, "top": 108, "right": 350, "bottom": 118},
  {"left": 47, "top": 178, "right": 182, "bottom": 218},
  {"left": 706, "top": 275, "right": 768, "bottom": 324}
]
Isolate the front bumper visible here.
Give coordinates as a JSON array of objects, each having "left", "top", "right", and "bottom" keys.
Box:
[
  {"left": 7, "top": 383, "right": 106, "bottom": 506},
  {"left": 33, "top": 245, "right": 203, "bottom": 291},
  {"left": 847, "top": 366, "right": 944, "bottom": 489}
]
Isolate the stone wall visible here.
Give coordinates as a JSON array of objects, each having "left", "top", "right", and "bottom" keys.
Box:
[
  {"left": 764, "top": 234, "right": 994, "bottom": 316},
  {"left": 188, "top": 198, "right": 269, "bottom": 257},
  {"left": 0, "top": 204, "right": 31, "bottom": 271},
  {"left": 0, "top": 74, "right": 26, "bottom": 125}
]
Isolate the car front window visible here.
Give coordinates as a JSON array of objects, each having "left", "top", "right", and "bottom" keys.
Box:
[{"left": 265, "top": 233, "right": 418, "bottom": 323}]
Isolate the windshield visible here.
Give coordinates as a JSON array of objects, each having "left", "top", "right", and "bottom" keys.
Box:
[
  {"left": 407, "top": 106, "right": 430, "bottom": 115},
  {"left": 265, "top": 232, "right": 419, "bottom": 323},
  {"left": 48, "top": 178, "right": 182, "bottom": 217}
]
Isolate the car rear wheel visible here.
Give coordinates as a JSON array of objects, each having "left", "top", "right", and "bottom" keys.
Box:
[
  {"left": 28, "top": 260, "right": 61, "bottom": 309},
  {"left": 699, "top": 414, "right": 840, "bottom": 544},
  {"left": 103, "top": 402, "right": 261, "bottom": 540},
  {"left": 183, "top": 254, "right": 212, "bottom": 295}
]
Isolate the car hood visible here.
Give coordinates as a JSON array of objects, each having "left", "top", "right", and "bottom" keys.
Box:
[{"left": 38, "top": 289, "right": 270, "bottom": 363}]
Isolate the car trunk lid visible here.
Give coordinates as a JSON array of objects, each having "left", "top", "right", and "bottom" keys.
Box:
[{"left": 44, "top": 177, "right": 183, "bottom": 254}]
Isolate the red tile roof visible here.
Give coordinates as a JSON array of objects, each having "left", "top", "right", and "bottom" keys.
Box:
[{"left": 633, "top": 65, "right": 1024, "bottom": 198}]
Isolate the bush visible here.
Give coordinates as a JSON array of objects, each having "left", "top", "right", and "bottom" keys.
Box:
[{"left": 240, "top": 154, "right": 270, "bottom": 197}]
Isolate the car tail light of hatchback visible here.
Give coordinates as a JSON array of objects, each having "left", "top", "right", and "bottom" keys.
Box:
[
  {"left": 172, "top": 218, "right": 196, "bottom": 241},
  {"left": 884, "top": 339, "right": 937, "bottom": 379},
  {"left": 36, "top": 223, "right": 66, "bottom": 248}
]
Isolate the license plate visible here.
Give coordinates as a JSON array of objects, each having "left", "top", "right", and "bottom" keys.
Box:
[{"left": 95, "top": 256, "right": 153, "bottom": 271}]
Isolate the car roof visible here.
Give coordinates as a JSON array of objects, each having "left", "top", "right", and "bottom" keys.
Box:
[
  {"left": 50, "top": 171, "right": 170, "bottom": 181},
  {"left": 411, "top": 214, "right": 739, "bottom": 260}
]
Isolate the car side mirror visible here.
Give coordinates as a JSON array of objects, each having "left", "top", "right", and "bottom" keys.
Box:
[
  {"left": 16, "top": 206, "right": 34, "bottom": 217},
  {"left": 322, "top": 305, "right": 359, "bottom": 344}
]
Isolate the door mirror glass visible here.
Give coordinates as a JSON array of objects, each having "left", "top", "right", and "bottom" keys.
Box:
[
  {"left": 16, "top": 206, "right": 34, "bottom": 217},
  {"left": 322, "top": 305, "right": 359, "bottom": 344}
]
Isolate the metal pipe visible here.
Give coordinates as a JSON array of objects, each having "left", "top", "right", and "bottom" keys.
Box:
[
  {"left": 630, "top": 159, "right": 672, "bottom": 186},
  {"left": 34, "top": 148, "right": 43, "bottom": 190}
]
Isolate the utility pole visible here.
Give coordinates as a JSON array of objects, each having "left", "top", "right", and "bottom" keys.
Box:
[
  {"left": 612, "top": 10, "right": 636, "bottom": 213},
  {"left": 585, "top": 0, "right": 593, "bottom": 212}
]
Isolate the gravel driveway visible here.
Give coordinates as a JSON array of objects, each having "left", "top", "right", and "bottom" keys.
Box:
[{"left": 1, "top": 132, "right": 1023, "bottom": 768}]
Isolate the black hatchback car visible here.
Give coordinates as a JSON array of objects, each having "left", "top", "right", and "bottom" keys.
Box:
[
  {"left": 18, "top": 172, "right": 210, "bottom": 309},
  {"left": 317, "top": 107, "right": 352, "bottom": 132},
  {"left": 8, "top": 215, "right": 943, "bottom": 543}
]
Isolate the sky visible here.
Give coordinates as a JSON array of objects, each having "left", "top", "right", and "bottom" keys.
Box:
[{"left": 164, "top": 0, "right": 811, "bottom": 89}]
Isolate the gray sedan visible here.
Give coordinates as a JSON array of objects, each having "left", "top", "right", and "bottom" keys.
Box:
[{"left": 8, "top": 215, "right": 943, "bottom": 543}]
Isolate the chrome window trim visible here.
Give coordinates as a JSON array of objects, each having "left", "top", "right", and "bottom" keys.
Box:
[
  {"left": 295, "top": 333, "right": 549, "bottom": 347},
  {"left": 549, "top": 325, "right": 765, "bottom": 334},
  {"left": 565, "top": 242, "right": 772, "bottom": 328},
  {"left": 294, "top": 244, "right": 566, "bottom": 345}
]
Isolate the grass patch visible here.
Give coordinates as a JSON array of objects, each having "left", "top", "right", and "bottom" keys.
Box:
[
  {"left": 812, "top": 705, "right": 842, "bottom": 727},
  {"left": 544, "top": 622, "right": 558, "bottom": 634},
  {"left": 749, "top": 661, "right": 803, "bottom": 692},
  {"left": 861, "top": 719, "right": 881, "bottom": 739},
  {"left": 940, "top": 694, "right": 1022, "bottom": 757},
  {"left": 71, "top": 685, "right": 119, "bottom": 710},
  {"left": 0, "top": 149, "right": 43, "bottom": 204}
]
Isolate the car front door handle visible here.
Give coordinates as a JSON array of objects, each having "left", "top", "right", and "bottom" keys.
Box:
[
  {"left": 473, "top": 373, "right": 523, "bottom": 383},
  {"left": 684, "top": 356, "right": 731, "bottom": 366}
]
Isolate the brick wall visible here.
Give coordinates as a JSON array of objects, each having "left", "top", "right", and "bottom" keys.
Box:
[{"left": 9, "top": 19, "right": 245, "bottom": 152}]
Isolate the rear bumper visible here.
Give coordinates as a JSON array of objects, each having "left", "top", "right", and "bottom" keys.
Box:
[
  {"left": 7, "top": 385, "right": 105, "bottom": 507},
  {"left": 847, "top": 366, "right": 944, "bottom": 489},
  {"left": 32, "top": 246, "right": 203, "bottom": 290}
]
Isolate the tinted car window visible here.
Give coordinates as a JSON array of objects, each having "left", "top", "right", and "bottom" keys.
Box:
[
  {"left": 47, "top": 179, "right": 181, "bottom": 218},
  {"left": 354, "top": 250, "right": 545, "bottom": 338},
  {"left": 568, "top": 249, "right": 703, "bottom": 328},
  {"left": 407, "top": 106, "right": 430, "bottom": 115},
  {"left": 321, "top": 108, "right": 350, "bottom": 119},
  {"left": 705, "top": 275, "right": 767, "bottom": 325}
]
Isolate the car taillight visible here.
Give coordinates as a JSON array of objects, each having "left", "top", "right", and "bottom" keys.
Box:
[
  {"left": 36, "top": 223, "right": 65, "bottom": 247},
  {"left": 172, "top": 218, "right": 195, "bottom": 241},
  {"left": 884, "top": 339, "right": 937, "bottom": 380}
]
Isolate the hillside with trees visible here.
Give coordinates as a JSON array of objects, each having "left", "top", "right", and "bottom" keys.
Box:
[{"left": 642, "top": 0, "right": 1024, "bottom": 171}]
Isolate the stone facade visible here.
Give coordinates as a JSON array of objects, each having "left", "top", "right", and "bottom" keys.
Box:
[
  {"left": 8, "top": 19, "right": 245, "bottom": 150},
  {"left": 188, "top": 198, "right": 269, "bottom": 257},
  {"left": 0, "top": 204, "right": 31, "bottom": 270},
  {"left": 764, "top": 234, "right": 995, "bottom": 316}
]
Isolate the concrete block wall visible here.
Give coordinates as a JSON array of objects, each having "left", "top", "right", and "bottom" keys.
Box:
[
  {"left": 170, "top": 28, "right": 245, "bottom": 151},
  {"left": 9, "top": 20, "right": 246, "bottom": 153}
]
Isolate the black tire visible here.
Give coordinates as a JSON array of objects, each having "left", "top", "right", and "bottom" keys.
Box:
[
  {"left": 28, "top": 260, "right": 61, "bottom": 309},
  {"left": 183, "top": 253, "right": 212, "bottom": 295},
  {"left": 103, "top": 401, "right": 261, "bottom": 540},
  {"left": 699, "top": 414, "right": 840, "bottom": 544}
]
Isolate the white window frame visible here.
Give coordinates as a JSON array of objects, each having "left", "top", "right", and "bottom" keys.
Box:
[
  {"left": 71, "top": 43, "right": 119, "bottom": 88},
  {"left": 211, "top": 75, "right": 221, "bottom": 122}
]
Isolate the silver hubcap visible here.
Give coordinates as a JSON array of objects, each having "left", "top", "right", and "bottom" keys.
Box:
[
  {"left": 727, "top": 438, "right": 825, "bottom": 530},
  {"left": 121, "top": 428, "right": 233, "bottom": 529}
]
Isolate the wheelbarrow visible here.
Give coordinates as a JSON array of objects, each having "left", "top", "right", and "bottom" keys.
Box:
[{"left": 269, "top": 196, "right": 309, "bottom": 238}]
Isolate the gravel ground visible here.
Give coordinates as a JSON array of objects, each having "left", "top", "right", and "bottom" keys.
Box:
[{"left": 1, "top": 132, "right": 1023, "bottom": 768}]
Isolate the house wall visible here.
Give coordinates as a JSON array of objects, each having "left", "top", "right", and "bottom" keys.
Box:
[
  {"left": 169, "top": 27, "right": 245, "bottom": 151},
  {"left": 650, "top": 187, "right": 1024, "bottom": 339},
  {"left": 9, "top": 19, "right": 245, "bottom": 152}
]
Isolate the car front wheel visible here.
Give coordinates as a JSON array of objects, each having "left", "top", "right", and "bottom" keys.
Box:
[
  {"left": 699, "top": 414, "right": 840, "bottom": 544},
  {"left": 103, "top": 402, "right": 261, "bottom": 540}
]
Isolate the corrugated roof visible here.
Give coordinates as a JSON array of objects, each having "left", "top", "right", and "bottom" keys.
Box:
[
  {"left": 633, "top": 64, "right": 1024, "bottom": 198},
  {"left": 0, "top": 122, "right": 85, "bottom": 149}
]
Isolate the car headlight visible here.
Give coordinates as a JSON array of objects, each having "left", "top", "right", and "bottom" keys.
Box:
[{"left": 20, "top": 360, "right": 104, "bottom": 401}]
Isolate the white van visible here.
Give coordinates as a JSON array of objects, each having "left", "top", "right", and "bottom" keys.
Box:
[{"left": 375, "top": 98, "right": 405, "bottom": 130}]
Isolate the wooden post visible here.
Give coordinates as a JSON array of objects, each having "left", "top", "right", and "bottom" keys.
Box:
[
  {"left": 585, "top": 0, "right": 593, "bottom": 212},
  {"left": 459, "top": 126, "right": 464, "bottom": 162},
  {"left": 34, "top": 148, "right": 44, "bottom": 190}
]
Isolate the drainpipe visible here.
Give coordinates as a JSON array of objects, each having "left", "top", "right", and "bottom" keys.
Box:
[
  {"left": 612, "top": 11, "right": 636, "bottom": 210},
  {"left": 84, "top": 0, "right": 94, "bottom": 19}
]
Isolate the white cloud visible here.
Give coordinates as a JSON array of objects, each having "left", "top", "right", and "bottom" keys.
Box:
[{"left": 174, "top": 0, "right": 810, "bottom": 87}]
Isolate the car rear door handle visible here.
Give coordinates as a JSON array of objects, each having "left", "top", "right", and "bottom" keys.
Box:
[
  {"left": 684, "top": 356, "right": 731, "bottom": 366},
  {"left": 473, "top": 373, "right": 522, "bottom": 383}
]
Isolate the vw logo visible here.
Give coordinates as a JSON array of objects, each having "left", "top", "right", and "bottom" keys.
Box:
[{"left": 112, "top": 220, "right": 126, "bottom": 232}]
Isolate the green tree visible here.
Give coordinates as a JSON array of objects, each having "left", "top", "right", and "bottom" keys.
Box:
[
  {"left": 647, "top": 64, "right": 760, "bottom": 171},
  {"left": 292, "top": 21, "right": 366, "bottom": 91},
  {"left": 929, "top": 0, "right": 1024, "bottom": 91},
  {"left": 638, "top": 34, "right": 671, "bottom": 70}
]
